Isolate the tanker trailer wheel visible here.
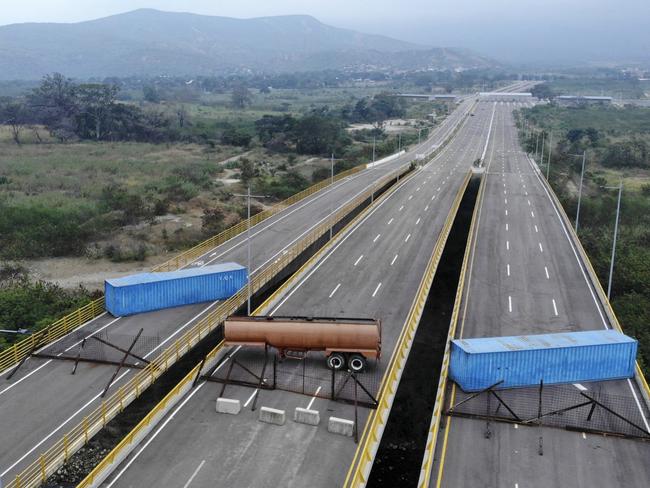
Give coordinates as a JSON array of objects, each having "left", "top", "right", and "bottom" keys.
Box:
[
  {"left": 327, "top": 353, "right": 346, "bottom": 371},
  {"left": 348, "top": 354, "right": 367, "bottom": 373}
]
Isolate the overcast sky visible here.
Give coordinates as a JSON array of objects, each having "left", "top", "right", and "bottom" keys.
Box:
[{"left": 1, "top": 1, "right": 649, "bottom": 62}]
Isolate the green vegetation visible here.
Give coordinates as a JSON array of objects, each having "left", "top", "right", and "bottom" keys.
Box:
[
  {"left": 0, "top": 263, "right": 95, "bottom": 350},
  {"left": 518, "top": 104, "right": 650, "bottom": 374}
]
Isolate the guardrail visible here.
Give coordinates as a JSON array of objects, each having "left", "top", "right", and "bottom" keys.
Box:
[
  {"left": 75, "top": 340, "right": 225, "bottom": 488},
  {"left": 4, "top": 161, "right": 412, "bottom": 488},
  {"left": 0, "top": 298, "right": 105, "bottom": 374},
  {"left": 417, "top": 173, "right": 486, "bottom": 488},
  {"left": 343, "top": 171, "right": 472, "bottom": 488}
]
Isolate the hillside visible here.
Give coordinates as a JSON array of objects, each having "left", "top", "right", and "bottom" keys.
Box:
[{"left": 0, "top": 9, "right": 496, "bottom": 79}]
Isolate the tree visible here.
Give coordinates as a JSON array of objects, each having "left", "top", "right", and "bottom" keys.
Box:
[
  {"left": 28, "top": 73, "right": 79, "bottom": 140},
  {"left": 201, "top": 207, "right": 227, "bottom": 236},
  {"left": 0, "top": 101, "right": 26, "bottom": 145},
  {"left": 143, "top": 85, "right": 160, "bottom": 103},
  {"left": 231, "top": 85, "right": 253, "bottom": 109},
  {"left": 531, "top": 83, "right": 556, "bottom": 100},
  {"left": 239, "top": 158, "right": 256, "bottom": 183},
  {"left": 77, "top": 84, "right": 118, "bottom": 140}
]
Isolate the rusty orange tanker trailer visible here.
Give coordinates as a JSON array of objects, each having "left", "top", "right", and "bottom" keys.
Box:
[{"left": 224, "top": 315, "right": 381, "bottom": 372}]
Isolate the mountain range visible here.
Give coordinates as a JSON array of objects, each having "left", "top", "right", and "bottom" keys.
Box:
[{"left": 0, "top": 9, "right": 496, "bottom": 79}]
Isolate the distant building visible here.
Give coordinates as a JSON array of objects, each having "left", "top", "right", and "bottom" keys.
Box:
[
  {"left": 556, "top": 95, "right": 612, "bottom": 107},
  {"left": 479, "top": 92, "right": 533, "bottom": 102}
]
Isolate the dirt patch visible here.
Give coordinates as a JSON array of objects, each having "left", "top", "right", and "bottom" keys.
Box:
[{"left": 24, "top": 256, "right": 167, "bottom": 291}]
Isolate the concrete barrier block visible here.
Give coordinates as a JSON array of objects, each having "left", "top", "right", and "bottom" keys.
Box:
[
  {"left": 216, "top": 397, "right": 241, "bottom": 415},
  {"left": 259, "top": 406, "right": 286, "bottom": 426},
  {"left": 294, "top": 407, "right": 320, "bottom": 426},
  {"left": 328, "top": 416, "right": 354, "bottom": 437}
]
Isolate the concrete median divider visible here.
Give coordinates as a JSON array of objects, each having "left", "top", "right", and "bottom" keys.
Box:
[
  {"left": 259, "top": 407, "right": 286, "bottom": 426},
  {"left": 328, "top": 417, "right": 355, "bottom": 437},
  {"left": 216, "top": 398, "right": 241, "bottom": 415},
  {"left": 294, "top": 407, "right": 320, "bottom": 426}
]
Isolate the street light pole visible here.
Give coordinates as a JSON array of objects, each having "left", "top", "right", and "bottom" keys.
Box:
[
  {"left": 372, "top": 136, "right": 376, "bottom": 163},
  {"left": 233, "top": 185, "right": 267, "bottom": 316},
  {"left": 539, "top": 131, "right": 548, "bottom": 172},
  {"left": 546, "top": 131, "right": 552, "bottom": 180},
  {"left": 606, "top": 180, "right": 623, "bottom": 300},
  {"left": 330, "top": 153, "right": 334, "bottom": 240},
  {"left": 575, "top": 151, "right": 586, "bottom": 233},
  {"left": 535, "top": 131, "right": 540, "bottom": 160}
]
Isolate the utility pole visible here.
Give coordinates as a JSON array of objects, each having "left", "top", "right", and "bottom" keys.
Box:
[
  {"left": 606, "top": 180, "right": 623, "bottom": 300},
  {"left": 233, "top": 186, "right": 268, "bottom": 315},
  {"left": 372, "top": 136, "right": 376, "bottom": 163},
  {"left": 418, "top": 127, "right": 423, "bottom": 145},
  {"left": 398, "top": 133, "right": 401, "bottom": 152},
  {"left": 546, "top": 131, "right": 552, "bottom": 180},
  {"left": 535, "top": 131, "right": 540, "bottom": 160},
  {"left": 539, "top": 131, "right": 548, "bottom": 172},
  {"left": 575, "top": 151, "right": 586, "bottom": 233},
  {"left": 330, "top": 153, "right": 334, "bottom": 240}
]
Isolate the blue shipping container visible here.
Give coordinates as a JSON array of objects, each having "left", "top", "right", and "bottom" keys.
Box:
[
  {"left": 450, "top": 330, "right": 637, "bottom": 392},
  {"left": 105, "top": 262, "right": 247, "bottom": 317}
]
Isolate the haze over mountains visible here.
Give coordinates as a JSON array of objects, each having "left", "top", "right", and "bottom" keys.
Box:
[{"left": 0, "top": 9, "right": 496, "bottom": 80}]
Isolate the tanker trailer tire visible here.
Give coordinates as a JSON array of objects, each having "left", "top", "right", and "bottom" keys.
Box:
[
  {"left": 327, "top": 353, "right": 346, "bottom": 371},
  {"left": 348, "top": 354, "right": 366, "bottom": 373}
]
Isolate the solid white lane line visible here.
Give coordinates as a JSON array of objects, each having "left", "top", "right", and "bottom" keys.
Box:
[
  {"left": 405, "top": 233, "right": 411, "bottom": 243},
  {"left": 507, "top": 264, "right": 511, "bottom": 276},
  {"left": 306, "top": 386, "right": 322, "bottom": 410},
  {"left": 354, "top": 255, "right": 364, "bottom": 266},
  {"left": 374, "top": 234, "right": 381, "bottom": 243},
  {"left": 391, "top": 254, "right": 398, "bottom": 266},
  {"left": 387, "top": 218, "right": 394, "bottom": 225},
  {"left": 539, "top": 242, "right": 544, "bottom": 253},
  {"left": 508, "top": 296, "right": 513, "bottom": 313},
  {"left": 552, "top": 298, "right": 559, "bottom": 316},
  {"left": 182, "top": 460, "right": 206, "bottom": 488},
  {"left": 372, "top": 283, "right": 382, "bottom": 297},
  {"left": 545, "top": 266, "right": 550, "bottom": 279},
  {"left": 415, "top": 218, "right": 421, "bottom": 225},
  {"left": 329, "top": 283, "right": 341, "bottom": 298}
]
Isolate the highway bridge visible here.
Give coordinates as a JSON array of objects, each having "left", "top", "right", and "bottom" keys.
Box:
[
  {"left": 0, "top": 96, "right": 475, "bottom": 485},
  {"left": 419, "top": 102, "right": 650, "bottom": 487},
  {"left": 4, "top": 82, "right": 645, "bottom": 488}
]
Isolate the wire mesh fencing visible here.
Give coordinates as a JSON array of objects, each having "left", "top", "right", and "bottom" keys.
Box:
[
  {"left": 447, "top": 380, "right": 650, "bottom": 440},
  {"left": 207, "top": 346, "right": 382, "bottom": 408}
]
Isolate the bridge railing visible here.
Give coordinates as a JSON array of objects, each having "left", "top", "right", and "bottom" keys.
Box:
[
  {"left": 0, "top": 297, "right": 106, "bottom": 375},
  {"left": 4, "top": 161, "right": 412, "bottom": 488}
]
